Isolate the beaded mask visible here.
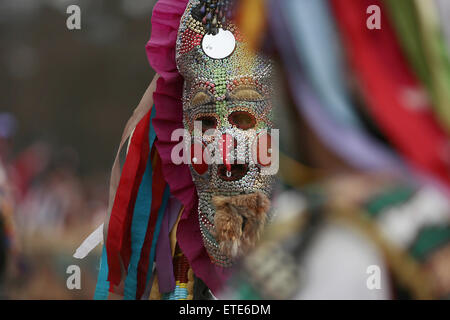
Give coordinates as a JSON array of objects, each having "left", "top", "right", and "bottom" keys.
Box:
[{"left": 176, "top": 0, "right": 276, "bottom": 267}]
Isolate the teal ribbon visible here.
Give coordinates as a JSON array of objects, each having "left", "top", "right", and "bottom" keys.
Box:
[
  {"left": 94, "top": 107, "right": 156, "bottom": 300},
  {"left": 123, "top": 107, "right": 157, "bottom": 300},
  {"left": 93, "top": 245, "right": 110, "bottom": 300}
]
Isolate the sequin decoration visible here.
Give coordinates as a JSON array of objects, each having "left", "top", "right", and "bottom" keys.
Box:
[
  {"left": 176, "top": 0, "right": 275, "bottom": 268},
  {"left": 192, "top": 0, "right": 237, "bottom": 35}
]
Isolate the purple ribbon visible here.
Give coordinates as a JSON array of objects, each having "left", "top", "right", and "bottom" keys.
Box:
[{"left": 268, "top": 0, "right": 406, "bottom": 173}]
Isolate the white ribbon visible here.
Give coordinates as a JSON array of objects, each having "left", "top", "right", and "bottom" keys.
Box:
[{"left": 73, "top": 223, "right": 104, "bottom": 259}]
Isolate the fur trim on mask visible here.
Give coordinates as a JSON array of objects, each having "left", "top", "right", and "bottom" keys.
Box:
[{"left": 212, "top": 192, "right": 271, "bottom": 258}]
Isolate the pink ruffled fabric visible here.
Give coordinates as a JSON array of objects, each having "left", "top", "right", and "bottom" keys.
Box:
[{"left": 145, "top": 0, "right": 231, "bottom": 295}]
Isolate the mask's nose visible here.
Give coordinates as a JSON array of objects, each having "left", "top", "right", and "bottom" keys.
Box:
[
  {"left": 221, "top": 133, "right": 233, "bottom": 174},
  {"left": 218, "top": 133, "right": 248, "bottom": 181}
]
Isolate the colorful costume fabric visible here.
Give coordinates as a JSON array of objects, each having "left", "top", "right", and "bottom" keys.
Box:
[
  {"left": 77, "top": 0, "right": 450, "bottom": 301},
  {"left": 87, "top": 0, "right": 276, "bottom": 300},
  {"left": 223, "top": 175, "right": 450, "bottom": 300}
]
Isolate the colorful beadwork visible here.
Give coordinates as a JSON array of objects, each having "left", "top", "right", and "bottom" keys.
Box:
[
  {"left": 176, "top": 0, "right": 275, "bottom": 267},
  {"left": 192, "top": 0, "right": 237, "bottom": 35},
  {"left": 162, "top": 249, "right": 193, "bottom": 300}
]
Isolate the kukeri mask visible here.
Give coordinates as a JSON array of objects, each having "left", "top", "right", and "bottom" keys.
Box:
[{"left": 176, "top": 0, "right": 276, "bottom": 267}]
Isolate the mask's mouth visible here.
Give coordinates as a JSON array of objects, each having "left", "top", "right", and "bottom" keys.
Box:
[{"left": 217, "top": 163, "right": 248, "bottom": 181}]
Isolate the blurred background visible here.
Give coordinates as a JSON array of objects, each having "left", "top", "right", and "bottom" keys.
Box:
[
  {"left": 1, "top": 0, "right": 449, "bottom": 300},
  {"left": 0, "top": 0, "right": 157, "bottom": 299}
]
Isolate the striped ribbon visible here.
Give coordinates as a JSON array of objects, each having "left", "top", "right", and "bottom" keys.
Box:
[{"left": 123, "top": 107, "right": 157, "bottom": 299}]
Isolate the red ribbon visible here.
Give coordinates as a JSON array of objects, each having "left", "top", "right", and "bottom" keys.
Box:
[
  {"left": 106, "top": 111, "right": 151, "bottom": 287},
  {"left": 330, "top": 0, "right": 450, "bottom": 189},
  {"left": 136, "top": 149, "right": 166, "bottom": 299}
]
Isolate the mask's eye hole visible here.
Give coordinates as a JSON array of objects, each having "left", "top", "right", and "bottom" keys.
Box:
[
  {"left": 228, "top": 111, "right": 256, "bottom": 130},
  {"left": 196, "top": 115, "right": 217, "bottom": 133}
]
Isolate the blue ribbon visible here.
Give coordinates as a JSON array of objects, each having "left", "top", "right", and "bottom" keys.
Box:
[
  {"left": 93, "top": 245, "right": 109, "bottom": 300},
  {"left": 123, "top": 107, "right": 157, "bottom": 299},
  {"left": 282, "top": 0, "right": 361, "bottom": 128},
  {"left": 94, "top": 107, "right": 157, "bottom": 300}
]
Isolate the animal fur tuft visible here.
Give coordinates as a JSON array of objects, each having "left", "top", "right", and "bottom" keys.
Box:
[{"left": 212, "top": 192, "right": 271, "bottom": 258}]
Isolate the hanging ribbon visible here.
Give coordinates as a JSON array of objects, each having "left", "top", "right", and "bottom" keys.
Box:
[
  {"left": 268, "top": 0, "right": 404, "bottom": 173},
  {"left": 282, "top": 0, "right": 362, "bottom": 128},
  {"left": 330, "top": 0, "right": 450, "bottom": 192},
  {"left": 385, "top": 0, "right": 450, "bottom": 133},
  {"left": 414, "top": 0, "right": 450, "bottom": 133},
  {"left": 106, "top": 109, "right": 152, "bottom": 288},
  {"left": 94, "top": 246, "right": 110, "bottom": 300},
  {"left": 91, "top": 78, "right": 158, "bottom": 300},
  {"left": 134, "top": 151, "right": 168, "bottom": 299},
  {"left": 103, "top": 76, "right": 159, "bottom": 244},
  {"left": 123, "top": 107, "right": 157, "bottom": 299},
  {"left": 435, "top": 0, "right": 450, "bottom": 53},
  {"left": 155, "top": 195, "right": 183, "bottom": 293}
]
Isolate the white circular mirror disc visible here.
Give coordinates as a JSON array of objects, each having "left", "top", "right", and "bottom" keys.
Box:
[{"left": 202, "top": 28, "right": 236, "bottom": 59}]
